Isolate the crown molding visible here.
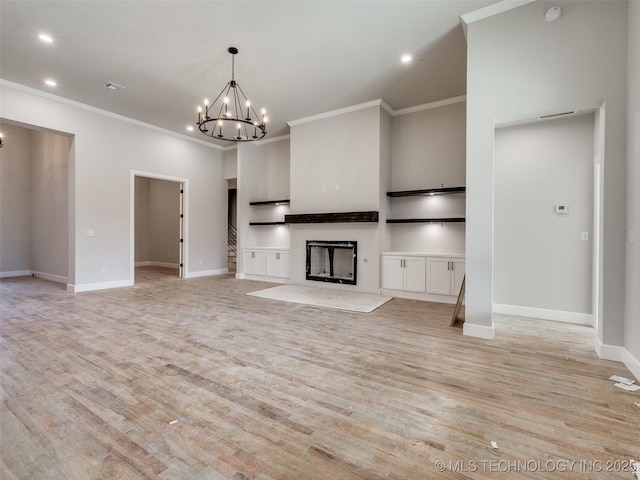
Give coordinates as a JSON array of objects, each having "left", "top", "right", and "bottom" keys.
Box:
[
  {"left": 460, "top": 0, "right": 536, "bottom": 39},
  {"left": 392, "top": 95, "right": 466, "bottom": 116},
  {"left": 0, "top": 79, "right": 224, "bottom": 150},
  {"left": 287, "top": 99, "right": 392, "bottom": 127}
]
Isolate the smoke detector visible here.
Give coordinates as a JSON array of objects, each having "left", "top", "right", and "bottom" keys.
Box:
[{"left": 545, "top": 6, "right": 562, "bottom": 22}]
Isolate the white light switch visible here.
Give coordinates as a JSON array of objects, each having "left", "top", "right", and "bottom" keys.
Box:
[
  {"left": 581, "top": 232, "right": 589, "bottom": 242},
  {"left": 555, "top": 204, "right": 568, "bottom": 214},
  {"left": 86, "top": 229, "right": 95, "bottom": 237}
]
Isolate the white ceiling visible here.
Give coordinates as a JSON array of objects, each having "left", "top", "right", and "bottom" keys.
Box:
[{"left": 0, "top": 1, "right": 497, "bottom": 146}]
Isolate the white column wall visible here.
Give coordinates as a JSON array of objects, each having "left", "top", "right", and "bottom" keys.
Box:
[{"left": 465, "top": 1, "right": 628, "bottom": 342}]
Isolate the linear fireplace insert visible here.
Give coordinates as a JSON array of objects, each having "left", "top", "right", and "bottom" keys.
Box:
[{"left": 306, "top": 240, "right": 357, "bottom": 285}]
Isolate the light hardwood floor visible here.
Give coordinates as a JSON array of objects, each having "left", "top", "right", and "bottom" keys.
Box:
[{"left": 1, "top": 268, "right": 638, "bottom": 479}]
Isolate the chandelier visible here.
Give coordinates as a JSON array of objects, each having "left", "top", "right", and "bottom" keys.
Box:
[{"left": 196, "top": 47, "right": 267, "bottom": 142}]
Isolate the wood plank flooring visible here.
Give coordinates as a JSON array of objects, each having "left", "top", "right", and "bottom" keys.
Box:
[{"left": 1, "top": 267, "right": 638, "bottom": 479}]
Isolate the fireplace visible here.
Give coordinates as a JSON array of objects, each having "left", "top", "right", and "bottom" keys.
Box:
[{"left": 306, "top": 240, "right": 357, "bottom": 285}]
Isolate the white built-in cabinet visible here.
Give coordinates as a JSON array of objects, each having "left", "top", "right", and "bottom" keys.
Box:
[
  {"left": 381, "top": 255, "right": 426, "bottom": 293},
  {"left": 266, "top": 250, "right": 290, "bottom": 278},
  {"left": 243, "top": 248, "right": 289, "bottom": 282},
  {"left": 244, "top": 249, "right": 267, "bottom": 276},
  {"left": 426, "top": 257, "right": 465, "bottom": 296},
  {"left": 381, "top": 252, "right": 464, "bottom": 303}
]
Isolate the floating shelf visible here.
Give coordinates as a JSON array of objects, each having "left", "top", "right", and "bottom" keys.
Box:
[
  {"left": 386, "top": 217, "right": 465, "bottom": 224},
  {"left": 249, "top": 199, "right": 290, "bottom": 206},
  {"left": 249, "top": 221, "right": 288, "bottom": 226},
  {"left": 285, "top": 211, "right": 379, "bottom": 224},
  {"left": 387, "top": 186, "right": 466, "bottom": 197}
]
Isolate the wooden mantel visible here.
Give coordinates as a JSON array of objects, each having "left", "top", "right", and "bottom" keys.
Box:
[{"left": 284, "top": 211, "right": 379, "bottom": 224}]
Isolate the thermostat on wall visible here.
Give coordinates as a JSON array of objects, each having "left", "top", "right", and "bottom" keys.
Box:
[{"left": 555, "top": 204, "right": 568, "bottom": 214}]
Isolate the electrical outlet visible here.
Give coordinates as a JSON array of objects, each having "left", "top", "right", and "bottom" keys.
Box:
[
  {"left": 581, "top": 232, "right": 589, "bottom": 242},
  {"left": 101, "top": 267, "right": 108, "bottom": 274}
]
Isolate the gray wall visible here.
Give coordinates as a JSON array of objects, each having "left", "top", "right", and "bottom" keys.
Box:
[
  {"left": 135, "top": 176, "right": 179, "bottom": 266},
  {"left": 1, "top": 82, "right": 226, "bottom": 289},
  {"left": 0, "top": 124, "right": 70, "bottom": 282},
  {"left": 0, "top": 124, "right": 32, "bottom": 274},
  {"left": 149, "top": 178, "right": 180, "bottom": 265},
  {"left": 494, "top": 114, "right": 594, "bottom": 318}
]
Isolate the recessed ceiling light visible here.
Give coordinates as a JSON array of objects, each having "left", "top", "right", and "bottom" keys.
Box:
[
  {"left": 401, "top": 54, "right": 412, "bottom": 63},
  {"left": 38, "top": 33, "right": 53, "bottom": 43},
  {"left": 44, "top": 79, "right": 57, "bottom": 87},
  {"left": 186, "top": 126, "right": 194, "bottom": 132}
]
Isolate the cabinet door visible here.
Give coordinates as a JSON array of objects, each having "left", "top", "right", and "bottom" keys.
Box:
[
  {"left": 382, "top": 256, "right": 405, "bottom": 290},
  {"left": 244, "top": 250, "right": 256, "bottom": 275},
  {"left": 403, "top": 256, "right": 426, "bottom": 293},
  {"left": 266, "top": 251, "right": 290, "bottom": 278},
  {"left": 427, "top": 257, "right": 452, "bottom": 295},
  {"left": 266, "top": 251, "right": 279, "bottom": 276},
  {"left": 451, "top": 258, "right": 465, "bottom": 296},
  {"left": 254, "top": 250, "right": 266, "bottom": 275},
  {"left": 244, "top": 250, "right": 266, "bottom": 275},
  {"left": 278, "top": 251, "right": 290, "bottom": 278}
]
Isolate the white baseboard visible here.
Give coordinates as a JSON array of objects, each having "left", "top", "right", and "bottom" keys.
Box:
[
  {"left": 493, "top": 303, "right": 593, "bottom": 326},
  {"left": 68, "top": 279, "right": 134, "bottom": 293},
  {"left": 623, "top": 349, "right": 640, "bottom": 382},
  {"left": 240, "top": 273, "right": 291, "bottom": 284},
  {"left": 595, "top": 339, "right": 640, "bottom": 381},
  {"left": 1, "top": 270, "right": 67, "bottom": 284},
  {"left": 32, "top": 271, "right": 68, "bottom": 284},
  {"left": 463, "top": 322, "right": 495, "bottom": 340},
  {"left": 594, "top": 338, "right": 625, "bottom": 361},
  {"left": 380, "top": 289, "right": 458, "bottom": 304},
  {"left": 185, "top": 268, "right": 228, "bottom": 279},
  {"left": 135, "top": 261, "right": 179, "bottom": 268},
  {"left": 0, "top": 270, "right": 31, "bottom": 278}
]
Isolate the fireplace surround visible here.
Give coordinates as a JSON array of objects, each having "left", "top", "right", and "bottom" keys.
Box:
[{"left": 306, "top": 240, "right": 357, "bottom": 285}]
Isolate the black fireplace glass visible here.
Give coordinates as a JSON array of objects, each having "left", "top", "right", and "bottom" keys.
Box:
[{"left": 306, "top": 240, "right": 357, "bottom": 285}]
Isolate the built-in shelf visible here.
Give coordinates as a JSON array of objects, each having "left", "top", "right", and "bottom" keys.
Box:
[
  {"left": 285, "top": 211, "right": 379, "bottom": 224},
  {"left": 387, "top": 186, "right": 466, "bottom": 197},
  {"left": 387, "top": 217, "right": 465, "bottom": 224},
  {"left": 249, "top": 221, "right": 288, "bottom": 226},
  {"left": 249, "top": 199, "right": 290, "bottom": 206}
]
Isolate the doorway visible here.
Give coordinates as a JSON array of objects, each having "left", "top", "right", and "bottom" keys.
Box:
[
  {"left": 493, "top": 113, "right": 597, "bottom": 326},
  {"left": 132, "top": 172, "right": 186, "bottom": 281},
  {"left": 0, "top": 122, "right": 73, "bottom": 284},
  {"left": 228, "top": 184, "right": 237, "bottom": 273}
]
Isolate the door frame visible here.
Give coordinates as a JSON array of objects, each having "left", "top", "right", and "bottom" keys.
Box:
[{"left": 130, "top": 170, "right": 189, "bottom": 281}]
